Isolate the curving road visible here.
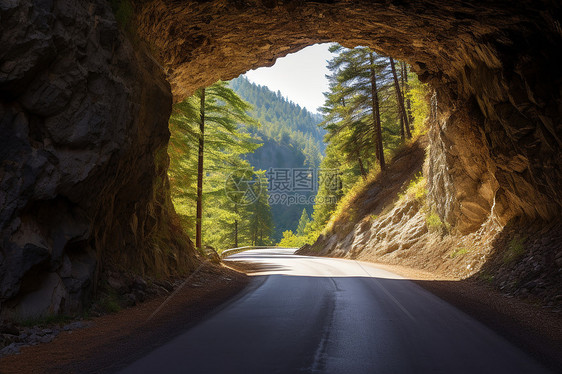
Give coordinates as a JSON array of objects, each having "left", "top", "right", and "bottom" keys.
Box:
[{"left": 119, "top": 248, "right": 551, "bottom": 374}]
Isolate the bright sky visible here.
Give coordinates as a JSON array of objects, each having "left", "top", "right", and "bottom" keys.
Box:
[{"left": 243, "top": 43, "right": 333, "bottom": 114}]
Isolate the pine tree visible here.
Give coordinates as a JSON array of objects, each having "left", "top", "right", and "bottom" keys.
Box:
[
  {"left": 296, "top": 208, "right": 311, "bottom": 236},
  {"left": 308, "top": 143, "right": 344, "bottom": 234},
  {"left": 369, "top": 52, "right": 386, "bottom": 169},
  {"left": 389, "top": 57, "right": 411, "bottom": 139},
  {"left": 246, "top": 171, "right": 274, "bottom": 245},
  {"left": 321, "top": 45, "right": 424, "bottom": 170},
  {"left": 168, "top": 81, "right": 275, "bottom": 251},
  {"left": 195, "top": 88, "right": 206, "bottom": 250},
  {"left": 305, "top": 44, "right": 428, "bottom": 245},
  {"left": 321, "top": 45, "right": 391, "bottom": 173}
]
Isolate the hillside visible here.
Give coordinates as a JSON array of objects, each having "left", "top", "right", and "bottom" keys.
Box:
[
  {"left": 299, "top": 134, "right": 562, "bottom": 313},
  {"left": 230, "top": 76, "right": 325, "bottom": 153},
  {"left": 230, "top": 76, "right": 325, "bottom": 240}
]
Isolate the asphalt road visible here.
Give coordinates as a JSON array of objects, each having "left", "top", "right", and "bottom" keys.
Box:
[{"left": 119, "top": 248, "right": 551, "bottom": 374}]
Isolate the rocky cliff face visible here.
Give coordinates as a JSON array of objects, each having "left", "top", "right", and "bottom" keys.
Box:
[
  {"left": 0, "top": 1, "right": 196, "bottom": 319},
  {"left": 1, "top": 0, "right": 560, "bottom": 318}
]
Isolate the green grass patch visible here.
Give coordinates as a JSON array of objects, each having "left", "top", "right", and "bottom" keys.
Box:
[
  {"left": 503, "top": 235, "right": 526, "bottom": 264},
  {"left": 426, "top": 211, "right": 443, "bottom": 230},
  {"left": 98, "top": 289, "right": 122, "bottom": 314},
  {"left": 16, "top": 314, "right": 75, "bottom": 328},
  {"left": 449, "top": 247, "right": 469, "bottom": 258},
  {"left": 425, "top": 209, "right": 451, "bottom": 234},
  {"left": 109, "top": 0, "right": 134, "bottom": 30},
  {"left": 400, "top": 172, "right": 426, "bottom": 202}
]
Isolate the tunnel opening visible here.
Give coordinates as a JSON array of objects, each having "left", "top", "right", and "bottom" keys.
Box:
[
  {"left": 133, "top": 0, "right": 561, "bottom": 228},
  {"left": 0, "top": 0, "right": 560, "bottom": 321},
  {"left": 166, "top": 42, "right": 428, "bottom": 252}
]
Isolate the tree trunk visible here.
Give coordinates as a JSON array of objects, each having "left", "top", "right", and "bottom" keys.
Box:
[
  {"left": 358, "top": 156, "right": 367, "bottom": 180},
  {"left": 402, "top": 62, "right": 414, "bottom": 126},
  {"left": 369, "top": 53, "right": 385, "bottom": 170},
  {"left": 399, "top": 62, "right": 406, "bottom": 140},
  {"left": 234, "top": 219, "right": 238, "bottom": 248},
  {"left": 234, "top": 203, "right": 240, "bottom": 247},
  {"left": 390, "top": 57, "right": 411, "bottom": 139},
  {"left": 195, "top": 88, "right": 205, "bottom": 250},
  {"left": 399, "top": 114, "right": 405, "bottom": 140},
  {"left": 353, "top": 139, "right": 368, "bottom": 179},
  {"left": 251, "top": 217, "right": 256, "bottom": 246}
]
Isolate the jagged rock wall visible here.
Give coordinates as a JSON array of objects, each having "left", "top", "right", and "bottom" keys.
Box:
[
  {"left": 0, "top": 0, "right": 196, "bottom": 319},
  {"left": 426, "top": 97, "right": 502, "bottom": 233},
  {"left": 135, "top": 0, "right": 562, "bottom": 232}
]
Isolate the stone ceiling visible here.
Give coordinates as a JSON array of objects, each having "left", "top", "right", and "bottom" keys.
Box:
[{"left": 134, "top": 0, "right": 557, "bottom": 101}]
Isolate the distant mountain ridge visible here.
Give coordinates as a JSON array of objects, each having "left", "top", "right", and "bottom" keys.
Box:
[
  {"left": 230, "top": 76, "right": 325, "bottom": 162},
  {"left": 229, "top": 76, "right": 325, "bottom": 240}
]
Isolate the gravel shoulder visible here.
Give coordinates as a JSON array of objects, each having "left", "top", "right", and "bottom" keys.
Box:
[{"left": 0, "top": 263, "right": 249, "bottom": 374}]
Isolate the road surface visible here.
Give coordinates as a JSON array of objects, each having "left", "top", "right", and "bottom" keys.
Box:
[{"left": 119, "top": 248, "right": 550, "bottom": 373}]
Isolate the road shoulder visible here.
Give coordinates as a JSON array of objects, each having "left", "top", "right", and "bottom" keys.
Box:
[{"left": 0, "top": 263, "right": 249, "bottom": 374}]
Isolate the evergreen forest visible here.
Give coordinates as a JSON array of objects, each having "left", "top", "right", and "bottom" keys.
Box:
[{"left": 167, "top": 44, "right": 428, "bottom": 252}]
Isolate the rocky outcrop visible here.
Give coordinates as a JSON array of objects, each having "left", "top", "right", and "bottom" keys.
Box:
[
  {"left": 0, "top": 1, "right": 196, "bottom": 319},
  {"left": 300, "top": 139, "right": 562, "bottom": 310}
]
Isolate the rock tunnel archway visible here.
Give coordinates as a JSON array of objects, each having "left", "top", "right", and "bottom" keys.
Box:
[
  {"left": 0, "top": 0, "right": 560, "bottom": 317},
  {"left": 136, "top": 0, "right": 562, "bottom": 228}
]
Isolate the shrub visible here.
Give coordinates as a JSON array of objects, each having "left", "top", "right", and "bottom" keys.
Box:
[
  {"left": 426, "top": 211, "right": 443, "bottom": 230},
  {"left": 278, "top": 230, "right": 309, "bottom": 248},
  {"left": 109, "top": 0, "right": 134, "bottom": 30},
  {"left": 400, "top": 172, "right": 426, "bottom": 202},
  {"left": 503, "top": 235, "right": 526, "bottom": 264},
  {"left": 449, "top": 247, "right": 469, "bottom": 258}
]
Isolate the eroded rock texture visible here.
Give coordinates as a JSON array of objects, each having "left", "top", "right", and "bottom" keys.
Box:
[
  {"left": 0, "top": 1, "right": 195, "bottom": 318},
  {"left": 136, "top": 0, "right": 561, "bottom": 233}
]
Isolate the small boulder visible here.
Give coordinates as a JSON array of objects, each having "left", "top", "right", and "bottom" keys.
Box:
[
  {"left": 39, "top": 334, "right": 55, "bottom": 343},
  {"left": 203, "top": 246, "right": 221, "bottom": 264},
  {"left": 107, "top": 276, "right": 129, "bottom": 295},
  {"left": 125, "top": 293, "right": 137, "bottom": 307},
  {"left": 132, "top": 276, "right": 148, "bottom": 291},
  {"left": 0, "top": 343, "right": 21, "bottom": 357},
  {"left": 0, "top": 323, "right": 20, "bottom": 336}
]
